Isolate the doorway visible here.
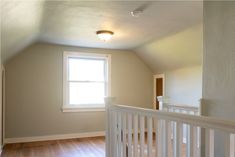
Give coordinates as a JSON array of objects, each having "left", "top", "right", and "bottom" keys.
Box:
[{"left": 153, "top": 74, "right": 165, "bottom": 110}]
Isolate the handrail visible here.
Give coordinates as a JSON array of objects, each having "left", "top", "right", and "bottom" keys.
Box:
[
  {"left": 157, "top": 96, "right": 202, "bottom": 114},
  {"left": 109, "top": 104, "right": 235, "bottom": 133},
  {"left": 163, "top": 104, "right": 199, "bottom": 112},
  {"left": 105, "top": 97, "right": 235, "bottom": 157}
]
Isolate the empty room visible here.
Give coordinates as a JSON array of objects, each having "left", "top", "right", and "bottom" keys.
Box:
[{"left": 0, "top": 1, "right": 235, "bottom": 157}]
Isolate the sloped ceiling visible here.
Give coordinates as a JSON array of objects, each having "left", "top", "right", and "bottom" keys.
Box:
[
  {"left": 1, "top": 0, "right": 44, "bottom": 62},
  {"left": 1, "top": 1, "right": 203, "bottom": 65},
  {"left": 135, "top": 24, "right": 203, "bottom": 73}
]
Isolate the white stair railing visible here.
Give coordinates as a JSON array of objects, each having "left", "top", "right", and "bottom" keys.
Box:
[
  {"left": 157, "top": 96, "right": 201, "bottom": 115},
  {"left": 105, "top": 97, "right": 235, "bottom": 157},
  {"left": 157, "top": 96, "right": 202, "bottom": 156}
]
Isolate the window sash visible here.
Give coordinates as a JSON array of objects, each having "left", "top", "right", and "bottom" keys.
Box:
[
  {"left": 68, "top": 81, "right": 106, "bottom": 105},
  {"left": 68, "top": 80, "right": 106, "bottom": 83},
  {"left": 63, "top": 52, "right": 111, "bottom": 111},
  {"left": 68, "top": 57, "right": 107, "bottom": 82}
]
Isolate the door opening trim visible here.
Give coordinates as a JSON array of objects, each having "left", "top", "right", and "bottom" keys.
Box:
[{"left": 153, "top": 74, "right": 165, "bottom": 109}]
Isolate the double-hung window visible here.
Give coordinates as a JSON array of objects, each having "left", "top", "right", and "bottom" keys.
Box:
[{"left": 63, "top": 52, "right": 111, "bottom": 112}]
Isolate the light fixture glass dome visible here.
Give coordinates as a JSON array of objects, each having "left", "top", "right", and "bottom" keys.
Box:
[{"left": 96, "top": 30, "right": 114, "bottom": 41}]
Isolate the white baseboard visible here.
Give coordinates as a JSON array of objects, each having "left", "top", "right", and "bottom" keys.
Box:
[{"left": 4, "top": 131, "right": 105, "bottom": 144}]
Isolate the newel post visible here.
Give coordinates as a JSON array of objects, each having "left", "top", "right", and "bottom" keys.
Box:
[
  {"left": 198, "top": 98, "right": 203, "bottom": 116},
  {"left": 157, "top": 96, "right": 170, "bottom": 110},
  {"left": 105, "top": 97, "right": 116, "bottom": 157}
]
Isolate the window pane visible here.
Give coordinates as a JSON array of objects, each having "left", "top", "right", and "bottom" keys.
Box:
[
  {"left": 68, "top": 58, "right": 105, "bottom": 81},
  {"left": 69, "top": 82, "right": 105, "bottom": 105}
]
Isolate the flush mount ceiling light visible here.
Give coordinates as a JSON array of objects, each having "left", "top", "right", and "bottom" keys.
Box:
[{"left": 96, "top": 30, "right": 114, "bottom": 41}]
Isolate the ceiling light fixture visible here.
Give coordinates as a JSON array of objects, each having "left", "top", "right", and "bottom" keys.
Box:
[{"left": 96, "top": 30, "right": 114, "bottom": 41}]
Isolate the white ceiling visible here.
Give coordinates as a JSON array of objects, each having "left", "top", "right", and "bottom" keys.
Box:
[{"left": 1, "top": 1, "right": 203, "bottom": 64}]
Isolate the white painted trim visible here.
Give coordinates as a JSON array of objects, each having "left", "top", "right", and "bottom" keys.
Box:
[
  {"left": 62, "top": 107, "right": 105, "bottom": 112},
  {"left": 107, "top": 100, "right": 235, "bottom": 157},
  {"left": 153, "top": 74, "right": 165, "bottom": 109},
  {"left": 4, "top": 131, "right": 105, "bottom": 144},
  {"left": 2, "top": 66, "right": 5, "bottom": 146},
  {"left": 63, "top": 51, "right": 111, "bottom": 112},
  {"left": 111, "top": 104, "right": 235, "bottom": 133}
]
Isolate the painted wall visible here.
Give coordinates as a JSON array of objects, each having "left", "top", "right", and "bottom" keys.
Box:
[
  {"left": 203, "top": 1, "right": 235, "bottom": 119},
  {"left": 165, "top": 65, "right": 202, "bottom": 106},
  {"left": 203, "top": 2, "right": 235, "bottom": 157},
  {"left": 5, "top": 43, "right": 153, "bottom": 138}
]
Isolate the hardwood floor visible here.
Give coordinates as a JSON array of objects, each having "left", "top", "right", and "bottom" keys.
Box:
[
  {"left": 1, "top": 136, "right": 187, "bottom": 157},
  {"left": 1, "top": 137, "right": 105, "bottom": 157}
]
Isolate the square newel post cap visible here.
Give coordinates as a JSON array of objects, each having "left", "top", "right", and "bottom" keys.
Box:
[
  {"left": 104, "top": 97, "right": 116, "bottom": 105},
  {"left": 157, "top": 96, "right": 170, "bottom": 103}
]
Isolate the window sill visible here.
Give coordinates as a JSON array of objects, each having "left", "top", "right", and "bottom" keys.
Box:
[{"left": 62, "top": 106, "right": 105, "bottom": 113}]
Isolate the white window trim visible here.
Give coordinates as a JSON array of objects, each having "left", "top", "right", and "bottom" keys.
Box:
[{"left": 62, "top": 51, "right": 111, "bottom": 112}]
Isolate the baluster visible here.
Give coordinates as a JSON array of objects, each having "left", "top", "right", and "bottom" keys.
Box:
[
  {"left": 105, "top": 97, "right": 113, "bottom": 157},
  {"left": 133, "top": 115, "right": 138, "bottom": 157},
  {"left": 128, "top": 114, "right": 133, "bottom": 157},
  {"left": 230, "top": 134, "right": 235, "bottom": 157},
  {"left": 186, "top": 125, "right": 190, "bottom": 157},
  {"left": 155, "top": 118, "right": 162, "bottom": 157},
  {"left": 165, "top": 106, "right": 169, "bottom": 112},
  {"left": 193, "top": 126, "right": 198, "bottom": 157},
  {"left": 161, "top": 120, "right": 168, "bottom": 157},
  {"left": 122, "top": 113, "right": 127, "bottom": 157},
  {"left": 173, "top": 122, "right": 177, "bottom": 157},
  {"left": 109, "top": 110, "right": 115, "bottom": 157},
  {"left": 167, "top": 120, "right": 172, "bottom": 157},
  {"left": 186, "top": 125, "right": 197, "bottom": 157},
  {"left": 140, "top": 116, "right": 145, "bottom": 157},
  {"left": 180, "top": 109, "right": 183, "bottom": 114},
  {"left": 225, "top": 133, "right": 235, "bottom": 157},
  {"left": 162, "top": 120, "right": 171, "bottom": 157},
  {"left": 176, "top": 122, "right": 183, "bottom": 157},
  {"left": 176, "top": 109, "right": 180, "bottom": 114},
  {"left": 178, "top": 109, "right": 181, "bottom": 114},
  {"left": 113, "top": 111, "right": 118, "bottom": 157},
  {"left": 205, "top": 129, "right": 214, "bottom": 157},
  {"left": 169, "top": 107, "right": 172, "bottom": 113},
  {"left": 197, "top": 127, "right": 201, "bottom": 157},
  {"left": 188, "top": 110, "right": 192, "bottom": 115},
  {"left": 147, "top": 117, "right": 153, "bottom": 157},
  {"left": 118, "top": 112, "right": 122, "bottom": 157}
]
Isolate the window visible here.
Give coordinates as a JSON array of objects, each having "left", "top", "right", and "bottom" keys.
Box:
[{"left": 63, "top": 52, "right": 111, "bottom": 112}]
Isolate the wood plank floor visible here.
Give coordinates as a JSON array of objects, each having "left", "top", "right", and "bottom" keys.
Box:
[
  {"left": 1, "top": 136, "right": 187, "bottom": 157},
  {"left": 1, "top": 137, "right": 105, "bottom": 157}
]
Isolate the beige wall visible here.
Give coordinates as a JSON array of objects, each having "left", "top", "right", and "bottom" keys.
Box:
[
  {"left": 203, "top": 2, "right": 235, "bottom": 156},
  {"left": 5, "top": 43, "right": 153, "bottom": 138},
  {"left": 165, "top": 65, "right": 202, "bottom": 106}
]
